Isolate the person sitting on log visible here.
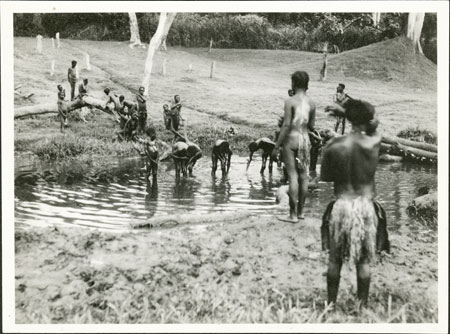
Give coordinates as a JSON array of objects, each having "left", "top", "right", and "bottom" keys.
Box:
[
  {"left": 103, "top": 88, "right": 121, "bottom": 122},
  {"left": 76, "top": 78, "right": 92, "bottom": 122},
  {"left": 116, "top": 95, "right": 137, "bottom": 130},
  {"left": 331, "top": 83, "right": 351, "bottom": 135},
  {"left": 320, "top": 99, "right": 389, "bottom": 308},
  {"left": 132, "top": 127, "right": 159, "bottom": 183},
  {"left": 246, "top": 137, "right": 277, "bottom": 174},
  {"left": 136, "top": 86, "right": 148, "bottom": 135},
  {"left": 211, "top": 127, "right": 235, "bottom": 176},
  {"left": 57, "top": 84, "right": 69, "bottom": 132}
]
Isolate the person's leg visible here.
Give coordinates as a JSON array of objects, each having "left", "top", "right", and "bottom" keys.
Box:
[
  {"left": 260, "top": 153, "right": 268, "bottom": 174},
  {"left": 59, "top": 113, "right": 64, "bottom": 133},
  {"left": 334, "top": 117, "right": 340, "bottom": 132},
  {"left": 278, "top": 147, "right": 298, "bottom": 222},
  {"left": 297, "top": 169, "right": 309, "bottom": 219},
  {"left": 151, "top": 160, "right": 158, "bottom": 182},
  {"left": 356, "top": 258, "right": 371, "bottom": 307},
  {"left": 226, "top": 151, "right": 232, "bottom": 174},
  {"left": 220, "top": 156, "right": 226, "bottom": 175},
  {"left": 212, "top": 153, "right": 218, "bottom": 175},
  {"left": 327, "top": 257, "right": 343, "bottom": 306},
  {"left": 268, "top": 154, "right": 274, "bottom": 174},
  {"left": 341, "top": 118, "right": 346, "bottom": 135},
  {"left": 70, "top": 83, "right": 75, "bottom": 101}
]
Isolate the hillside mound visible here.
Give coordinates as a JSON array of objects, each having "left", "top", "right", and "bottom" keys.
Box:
[{"left": 328, "top": 37, "right": 437, "bottom": 89}]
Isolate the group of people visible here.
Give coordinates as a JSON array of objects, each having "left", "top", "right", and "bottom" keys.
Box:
[
  {"left": 268, "top": 71, "right": 390, "bottom": 307},
  {"left": 58, "top": 60, "right": 389, "bottom": 307}
]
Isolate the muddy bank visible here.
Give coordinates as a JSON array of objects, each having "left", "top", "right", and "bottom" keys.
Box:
[{"left": 15, "top": 214, "right": 437, "bottom": 323}]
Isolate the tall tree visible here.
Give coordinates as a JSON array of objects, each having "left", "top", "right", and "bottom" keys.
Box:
[
  {"left": 159, "top": 13, "right": 177, "bottom": 51},
  {"left": 141, "top": 12, "right": 177, "bottom": 96},
  {"left": 128, "top": 12, "right": 145, "bottom": 48},
  {"left": 372, "top": 13, "right": 381, "bottom": 27},
  {"left": 406, "top": 12, "right": 425, "bottom": 53}
]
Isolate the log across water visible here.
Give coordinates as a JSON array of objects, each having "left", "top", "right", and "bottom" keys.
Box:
[
  {"left": 14, "top": 96, "right": 111, "bottom": 119},
  {"left": 382, "top": 135, "right": 437, "bottom": 153}
]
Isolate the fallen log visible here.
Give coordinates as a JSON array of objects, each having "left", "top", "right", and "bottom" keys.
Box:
[
  {"left": 14, "top": 96, "right": 112, "bottom": 119},
  {"left": 130, "top": 210, "right": 253, "bottom": 229},
  {"left": 382, "top": 135, "right": 437, "bottom": 153},
  {"left": 379, "top": 142, "right": 437, "bottom": 164}
]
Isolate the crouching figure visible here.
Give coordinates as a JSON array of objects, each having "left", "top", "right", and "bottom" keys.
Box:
[{"left": 246, "top": 137, "right": 276, "bottom": 174}]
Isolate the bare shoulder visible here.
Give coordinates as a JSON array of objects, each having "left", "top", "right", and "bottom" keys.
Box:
[{"left": 323, "top": 136, "right": 348, "bottom": 154}]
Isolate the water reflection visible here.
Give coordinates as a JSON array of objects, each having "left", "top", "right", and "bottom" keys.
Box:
[{"left": 14, "top": 155, "right": 437, "bottom": 231}]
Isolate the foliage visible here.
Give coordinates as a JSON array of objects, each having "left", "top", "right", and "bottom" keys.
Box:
[
  {"left": 13, "top": 13, "right": 437, "bottom": 63},
  {"left": 397, "top": 127, "right": 437, "bottom": 145}
]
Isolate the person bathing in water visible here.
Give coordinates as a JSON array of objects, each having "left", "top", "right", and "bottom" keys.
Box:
[
  {"left": 272, "top": 71, "right": 316, "bottom": 223},
  {"left": 320, "top": 99, "right": 390, "bottom": 308},
  {"left": 332, "top": 83, "right": 351, "bottom": 135}
]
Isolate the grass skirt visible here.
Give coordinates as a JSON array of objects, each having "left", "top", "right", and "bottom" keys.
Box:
[{"left": 322, "top": 197, "right": 389, "bottom": 264}]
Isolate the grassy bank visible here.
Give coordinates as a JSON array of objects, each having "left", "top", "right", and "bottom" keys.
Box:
[
  {"left": 15, "top": 214, "right": 437, "bottom": 323},
  {"left": 14, "top": 36, "right": 437, "bottom": 167}
]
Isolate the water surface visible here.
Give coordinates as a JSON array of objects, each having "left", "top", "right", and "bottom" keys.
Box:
[{"left": 14, "top": 154, "right": 437, "bottom": 231}]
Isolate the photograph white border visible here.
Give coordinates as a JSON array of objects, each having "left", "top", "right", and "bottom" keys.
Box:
[{"left": 2, "top": 1, "right": 448, "bottom": 333}]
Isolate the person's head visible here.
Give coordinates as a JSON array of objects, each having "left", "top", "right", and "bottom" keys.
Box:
[
  {"left": 337, "top": 83, "right": 345, "bottom": 93},
  {"left": 57, "top": 85, "right": 63, "bottom": 92},
  {"left": 83, "top": 78, "right": 88, "bottom": 85},
  {"left": 104, "top": 88, "right": 110, "bottom": 95},
  {"left": 139, "top": 86, "right": 145, "bottom": 94},
  {"left": 291, "top": 71, "right": 309, "bottom": 92},
  {"left": 132, "top": 111, "right": 138, "bottom": 120},
  {"left": 119, "top": 95, "right": 125, "bottom": 102},
  {"left": 174, "top": 95, "right": 181, "bottom": 103},
  {"left": 344, "top": 99, "right": 377, "bottom": 134},
  {"left": 146, "top": 127, "right": 157, "bottom": 141},
  {"left": 288, "top": 89, "right": 294, "bottom": 97},
  {"left": 71, "top": 60, "right": 77, "bottom": 68},
  {"left": 163, "top": 104, "right": 170, "bottom": 111}
]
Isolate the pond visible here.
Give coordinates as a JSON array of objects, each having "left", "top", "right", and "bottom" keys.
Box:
[{"left": 14, "top": 154, "right": 437, "bottom": 231}]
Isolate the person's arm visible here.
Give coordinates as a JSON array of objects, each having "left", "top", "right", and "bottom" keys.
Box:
[
  {"left": 332, "top": 94, "right": 337, "bottom": 103},
  {"left": 273, "top": 100, "right": 292, "bottom": 155},
  {"left": 308, "top": 103, "right": 316, "bottom": 132},
  {"left": 320, "top": 144, "right": 334, "bottom": 182}
]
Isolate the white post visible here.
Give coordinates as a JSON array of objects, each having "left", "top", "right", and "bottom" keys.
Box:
[
  {"left": 210, "top": 61, "right": 215, "bottom": 78},
  {"left": 50, "top": 60, "right": 55, "bottom": 76},
  {"left": 209, "top": 39, "right": 213, "bottom": 53},
  {"left": 162, "top": 58, "right": 167, "bottom": 76},
  {"left": 36, "top": 35, "right": 43, "bottom": 54},
  {"left": 51, "top": 37, "right": 55, "bottom": 48},
  {"left": 85, "top": 53, "right": 91, "bottom": 71},
  {"left": 56, "top": 32, "right": 60, "bottom": 48}
]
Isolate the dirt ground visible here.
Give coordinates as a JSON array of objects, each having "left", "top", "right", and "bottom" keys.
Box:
[
  {"left": 13, "top": 37, "right": 439, "bottom": 323},
  {"left": 15, "top": 212, "right": 437, "bottom": 323}
]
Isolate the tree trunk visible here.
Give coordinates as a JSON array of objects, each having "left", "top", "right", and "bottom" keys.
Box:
[
  {"left": 159, "top": 13, "right": 176, "bottom": 51},
  {"left": 141, "top": 12, "right": 176, "bottom": 96},
  {"left": 128, "top": 12, "right": 145, "bottom": 48},
  {"left": 382, "top": 135, "right": 437, "bottom": 153},
  {"left": 406, "top": 12, "right": 425, "bottom": 53},
  {"left": 319, "top": 52, "right": 328, "bottom": 81},
  {"left": 14, "top": 97, "right": 109, "bottom": 119},
  {"left": 372, "top": 13, "right": 381, "bottom": 27}
]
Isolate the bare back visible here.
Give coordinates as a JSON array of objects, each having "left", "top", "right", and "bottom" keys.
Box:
[
  {"left": 321, "top": 132, "right": 381, "bottom": 198},
  {"left": 283, "top": 94, "right": 315, "bottom": 150}
]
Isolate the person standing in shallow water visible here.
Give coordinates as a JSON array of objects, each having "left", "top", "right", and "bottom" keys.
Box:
[
  {"left": 320, "top": 99, "right": 390, "bottom": 307},
  {"left": 272, "top": 71, "right": 316, "bottom": 223}
]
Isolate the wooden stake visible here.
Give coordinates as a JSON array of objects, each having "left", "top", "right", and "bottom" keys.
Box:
[
  {"left": 210, "top": 61, "right": 215, "bottom": 78},
  {"left": 50, "top": 60, "right": 55, "bottom": 76},
  {"left": 56, "top": 32, "right": 60, "bottom": 48},
  {"left": 320, "top": 52, "right": 328, "bottom": 81},
  {"left": 85, "top": 53, "right": 91, "bottom": 71},
  {"left": 36, "top": 35, "right": 43, "bottom": 54},
  {"left": 162, "top": 58, "right": 167, "bottom": 76},
  {"left": 208, "top": 39, "right": 213, "bottom": 53},
  {"left": 51, "top": 37, "right": 55, "bottom": 48}
]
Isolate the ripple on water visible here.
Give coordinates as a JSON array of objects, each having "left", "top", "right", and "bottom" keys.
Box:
[{"left": 14, "top": 156, "right": 437, "bottom": 231}]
